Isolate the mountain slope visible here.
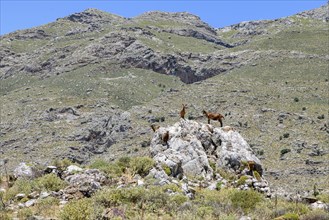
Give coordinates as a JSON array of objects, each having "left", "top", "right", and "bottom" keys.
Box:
[{"left": 0, "top": 4, "right": 328, "bottom": 194}]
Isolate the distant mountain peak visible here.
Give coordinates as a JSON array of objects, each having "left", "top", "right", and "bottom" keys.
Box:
[{"left": 62, "top": 8, "right": 125, "bottom": 24}]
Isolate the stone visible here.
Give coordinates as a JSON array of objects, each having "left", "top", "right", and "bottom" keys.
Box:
[
  {"left": 14, "top": 163, "right": 34, "bottom": 179},
  {"left": 66, "top": 165, "right": 83, "bottom": 174},
  {"left": 28, "top": 191, "right": 39, "bottom": 199},
  {"left": 310, "top": 201, "right": 328, "bottom": 210},
  {"left": 39, "top": 192, "right": 50, "bottom": 199},
  {"left": 15, "top": 193, "right": 26, "bottom": 200},
  {"left": 25, "top": 199, "right": 37, "bottom": 207}
]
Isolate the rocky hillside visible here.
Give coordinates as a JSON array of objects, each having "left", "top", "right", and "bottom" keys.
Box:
[
  {"left": 1, "top": 120, "right": 328, "bottom": 219},
  {"left": 0, "top": 2, "right": 328, "bottom": 200}
]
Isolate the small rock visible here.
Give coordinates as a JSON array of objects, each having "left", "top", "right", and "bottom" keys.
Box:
[
  {"left": 40, "top": 192, "right": 50, "bottom": 199},
  {"left": 310, "top": 201, "right": 328, "bottom": 210},
  {"left": 66, "top": 165, "right": 83, "bottom": 174},
  {"left": 28, "top": 191, "right": 39, "bottom": 199},
  {"left": 18, "top": 203, "right": 25, "bottom": 208},
  {"left": 137, "top": 179, "right": 144, "bottom": 186},
  {"left": 15, "top": 193, "right": 26, "bottom": 200},
  {"left": 25, "top": 199, "right": 37, "bottom": 207}
]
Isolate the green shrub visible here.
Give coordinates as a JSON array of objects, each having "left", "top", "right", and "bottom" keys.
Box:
[
  {"left": 317, "top": 114, "right": 325, "bottom": 119},
  {"left": 283, "top": 133, "right": 290, "bottom": 138},
  {"left": 36, "top": 173, "right": 67, "bottom": 192},
  {"left": 0, "top": 211, "right": 11, "bottom": 220},
  {"left": 216, "top": 182, "right": 222, "bottom": 191},
  {"left": 209, "top": 161, "right": 216, "bottom": 172},
  {"left": 197, "top": 206, "right": 213, "bottom": 218},
  {"left": 35, "top": 197, "right": 60, "bottom": 216},
  {"left": 282, "top": 212, "right": 299, "bottom": 220},
  {"left": 60, "top": 198, "right": 95, "bottom": 220},
  {"left": 294, "top": 97, "right": 299, "bottom": 102},
  {"left": 53, "top": 158, "right": 73, "bottom": 171},
  {"left": 280, "top": 148, "right": 291, "bottom": 156},
  {"left": 237, "top": 175, "right": 249, "bottom": 186},
  {"left": 317, "top": 193, "right": 329, "bottom": 203},
  {"left": 129, "top": 157, "right": 155, "bottom": 177},
  {"left": 94, "top": 187, "right": 146, "bottom": 207},
  {"left": 169, "top": 194, "right": 187, "bottom": 207},
  {"left": 253, "top": 171, "right": 261, "bottom": 181},
  {"left": 230, "top": 190, "right": 263, "bottom": 213},
  {"left": 195, "top": 188, "right": 235, "bottom": 206},
  {"left": 4, "top": 179, "right": 36, "bottom": 201},
  {"left": 300, "top": 210, "right": 329, "bottom": 220},
  {"left": 17, "top": 208, "right": 33, "bottom": 219},
  {"left": 161, "top": 163, "right": 171, "bottom": 176},
  {"left": 89, "top": 158, "right": 127, "bottom": 177}
]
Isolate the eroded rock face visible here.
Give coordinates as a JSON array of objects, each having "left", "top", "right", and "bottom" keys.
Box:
[
  {"left": 213, "top": 127, "right": 263, "bottom": 175},
  {"left": 150, "top": 119, "right": 263, "bottom": 180}
]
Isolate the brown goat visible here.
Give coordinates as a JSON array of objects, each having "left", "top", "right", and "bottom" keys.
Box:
[
  {"left": 203, "top": 110, "right": 224, "bottom": 127},
  {"left": 162, "top": 131, "right": 169, "bottom": 144},
  {"left": 180, "top": 104, "right": 188, "bottom": 119},
  {"left": 150, "top": 124, "right": 160, "bottom": 132}
]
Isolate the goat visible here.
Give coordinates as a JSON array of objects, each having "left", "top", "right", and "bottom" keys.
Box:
[
  {"left": 150, "top": 124, "right": 160, "bottom": 132},
  {"left": 162, "top": 131, "right": 169, "bottom": 145},
  {"left": 203, "top": 110, "right": 224, "bottom": 127},
  {"left": 180, "top": 104, "right": 188, "bottom": 119}
]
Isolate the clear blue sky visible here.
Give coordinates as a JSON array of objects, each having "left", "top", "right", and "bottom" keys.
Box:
[{"left": 1, "top": 0, "right": 327, "bottom": 35}]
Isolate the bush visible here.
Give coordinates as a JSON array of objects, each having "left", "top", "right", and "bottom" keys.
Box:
[
  {"left": 230, "top": 190, "right": 263, "bottom": 213},
  {"left": 318, "top": 114, "right": 325, "bottom": 119},
  {"left": 283, "top": 133, "right": 290, "bottom": 138},
  {"left": 0, "top": 211, "right": 11, "bottom": 220},
  {"left": 53, "top": 158, "right": 73, "bottom": 171},
  {"left": 294, "top": 97, "right": 299, "bottom": 102},
  {"left": 216, "top": 182, "right": 222, "bottom": 191},
  {"left": 281, "top": 212, "right": 299, "bottom": 220},
  {"left": 17, "top": 208, "right": 33, "bottom": 219},
  {"left": 4, "top": 178, "right": 36, "bottom": 201},
  {"left": 280, "top": 148, "right": 291, "bottom": 156},
  {"left": 253, "top": 171, "right": 261, "bottom": 181},
  {"left": 300, "top": 210, "right": 329, "bottom": 220},
  {"left": 130, "top": 157, "right": 155, "bottom": 177},
  {"left": 237, "top": 175, "right": 249, "bottom": 186},
  {"left": 317, "top": 193, "right": 329, "bottom": 203},
  {"left": 36, "top": 173, "right": 67, "bottom": 192},
  {"left": 94, "top": 187, "right": 146, "bottom": 207},
  {"left": 35, "top": 197, "right": 60, "bottom": 217},
  {"left": 60, "top": 198, "right": 96, "bottom": 220},
  {"left": 161, "top": 163, "right": 171, "bottom": 176}
]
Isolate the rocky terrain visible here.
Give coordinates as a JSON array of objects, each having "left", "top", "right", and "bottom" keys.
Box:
[
  {"left": 1, "top": 120, "right": 327, "bottom": 219},
  {"left": 0, "top": 3, "right": 328, "bottom": 216}
]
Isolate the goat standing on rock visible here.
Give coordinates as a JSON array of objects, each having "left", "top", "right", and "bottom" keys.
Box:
[{"left": 203, "top": 110, "right": 224, "bottom": 127}]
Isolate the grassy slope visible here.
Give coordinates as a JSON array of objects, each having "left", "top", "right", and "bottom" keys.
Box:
[{"left": 0, "top": 10, "right": 328, "bottom": 193}]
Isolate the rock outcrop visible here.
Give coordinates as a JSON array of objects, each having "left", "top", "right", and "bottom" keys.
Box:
[{"left": 150, "top": 119, "right": 263, "bottom": 182}]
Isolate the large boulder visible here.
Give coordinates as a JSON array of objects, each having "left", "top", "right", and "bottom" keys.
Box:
[
  {"left": 150, "top": 119, "right": 263, "bottom": 180},
  {"left": 13, "top": 162, "right": 34, "bottom": 179}
]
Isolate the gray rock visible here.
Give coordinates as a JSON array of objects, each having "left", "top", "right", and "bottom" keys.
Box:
[
  {"left": 39, "top": 192, "right": 50, "bottom": 199},
  {"left": 151, "top": 120, "right": 214, "bottom": 180},
  {"left": 14, "top": 163, "right": 34, "bottom": 179},
  {"left": 66, "top": 165, "right": 83, "bottom": 174},
  {"left": 310, "top": 201, "right": 328, "bottom": 210},
  {"left": 15, "top": 193, "right": 26, "bottom": 200},
  {"left": 25, "top": 199, "right": 37, "bottom": 207},
  {"left": 213, "top": 127, "right": 263, "bottom": 175},
  {"left": 64, "top": 169, "right": 107, "bottom": 197}
]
